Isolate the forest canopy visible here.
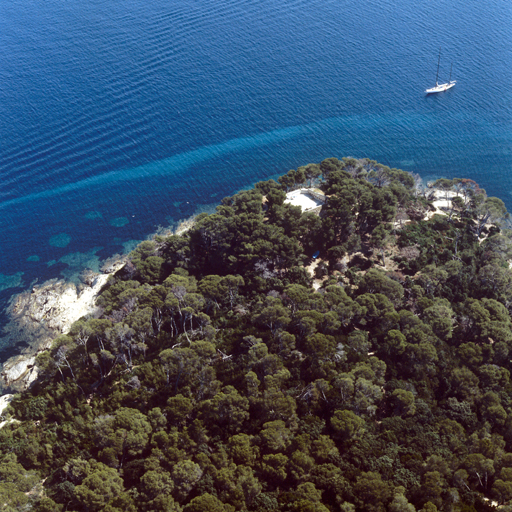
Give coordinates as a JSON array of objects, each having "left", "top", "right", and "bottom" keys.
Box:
[{"left": 2, "top": 157, "right": 512, "bottom": 512}]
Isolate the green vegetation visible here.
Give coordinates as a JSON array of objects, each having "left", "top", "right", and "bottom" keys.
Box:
[{"left": 2, "top": 158, "right": 512, "bottom": 511}]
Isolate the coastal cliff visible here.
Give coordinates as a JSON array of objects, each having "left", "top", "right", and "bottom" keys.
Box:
[
  {"left": 1, "top": 259, "right": 126, "bottom": 391},
  {"left": 0, "top": 218, "right": 196, "bottom": 394}
]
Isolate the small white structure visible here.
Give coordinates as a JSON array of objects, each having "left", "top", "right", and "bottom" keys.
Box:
[
  {"left": 424, "top": 189, "right": 460, "bottom": 220},
  {"left": 284, "top": 188, "right": 325, "bottom": 213}
]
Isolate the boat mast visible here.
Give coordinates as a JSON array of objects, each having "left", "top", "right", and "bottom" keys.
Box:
[
  {"left": 449, "top": 63, "right": 453, "bottom": 83},
  {"left": 435, "top": 47, "right": 441, "bottom": 85}
]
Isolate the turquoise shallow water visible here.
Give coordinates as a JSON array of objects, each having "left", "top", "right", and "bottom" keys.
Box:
[{"left": 0, "top": 0, "right": 511, "bottom": 359}]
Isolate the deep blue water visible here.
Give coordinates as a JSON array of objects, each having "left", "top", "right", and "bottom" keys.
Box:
[{"left": 0, "top": 0, "right": 511, "bottom": 358}]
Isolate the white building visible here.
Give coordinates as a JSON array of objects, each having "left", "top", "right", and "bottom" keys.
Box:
[{"left": 284, "top": 188, "right": 325, "bottom": 213}]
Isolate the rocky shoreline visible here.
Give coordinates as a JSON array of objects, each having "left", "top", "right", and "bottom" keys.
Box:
[
  {"left": 0, "top": 213, "right": 203, "bottom": 395},
  {"left": 0, "top": 258, "right": 126, "bottom": 393}
]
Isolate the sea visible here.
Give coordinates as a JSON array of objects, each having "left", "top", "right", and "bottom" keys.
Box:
[{"left": 0, "top": 0, "right": 511, "bottom": 361}]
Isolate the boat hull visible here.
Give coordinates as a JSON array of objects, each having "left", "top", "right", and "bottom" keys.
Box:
[{"left": 425, "top": 81, "right": 456, "bottom": 94}]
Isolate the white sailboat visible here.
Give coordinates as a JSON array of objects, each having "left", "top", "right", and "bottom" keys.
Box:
[{"left": 425, "top": 48, "right": 456, "bottom": 94}]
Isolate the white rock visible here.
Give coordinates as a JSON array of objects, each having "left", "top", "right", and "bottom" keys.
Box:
[
  {"left": 1, "top": 355, "right": 38, "bottom": 390},
  {"left": 2, "top": 356, "right": 35, "bottom": 382},
  {"left": 0, "top": 394, "right": 14, "bottom": 417}
]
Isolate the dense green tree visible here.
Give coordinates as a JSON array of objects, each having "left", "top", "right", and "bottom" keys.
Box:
[
  {"left": 201, "top": 386, "right": 250, "bottom": 434},
  {"left": 183, "top": 493, "right": 234, "bottom": 512},
  {"left": 357, "top": 269, "right": 404, "bottom": 306},
  {"left": 353, "top": 471, "right": 392, "bottom": 512},
  {"left": 0, "top": 482, "right": 29, "bottom": 509},
  {"left": 140, "top": 469, "right": 174, "bottom": 500},
  {"left": 422, "top": 299, "right": 454, "bottom": 339},
  {"left": 171, "top": 460, "right": 203, "bottom": 501},
  {"left": 75, "top": 463, "right": 125, "bottom": 511},
  {"left": 259, "top": 420, "right": 292, "bottom": 452},
  {"left": 473, "top": 196, "right": 508, "bottom": 237},
  {"left": 330, "top": 410, "right": 365, "bottom": 443},
  {"left": 389, "top": 487, "right": 416, "bottom": 512}
]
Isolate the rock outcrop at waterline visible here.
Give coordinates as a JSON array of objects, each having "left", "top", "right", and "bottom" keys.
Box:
[{"left": 1, "top": 259, "right": 126, "bottom": 392}]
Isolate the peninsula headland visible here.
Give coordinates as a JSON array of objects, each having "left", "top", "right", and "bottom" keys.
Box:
[{"left": 1, "top": 157, "right": 512, "bottom": 512}]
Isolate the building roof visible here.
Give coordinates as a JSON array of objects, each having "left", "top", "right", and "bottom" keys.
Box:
[{"left": 284, "top": 188, "right": 325, "bottom": 212}]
